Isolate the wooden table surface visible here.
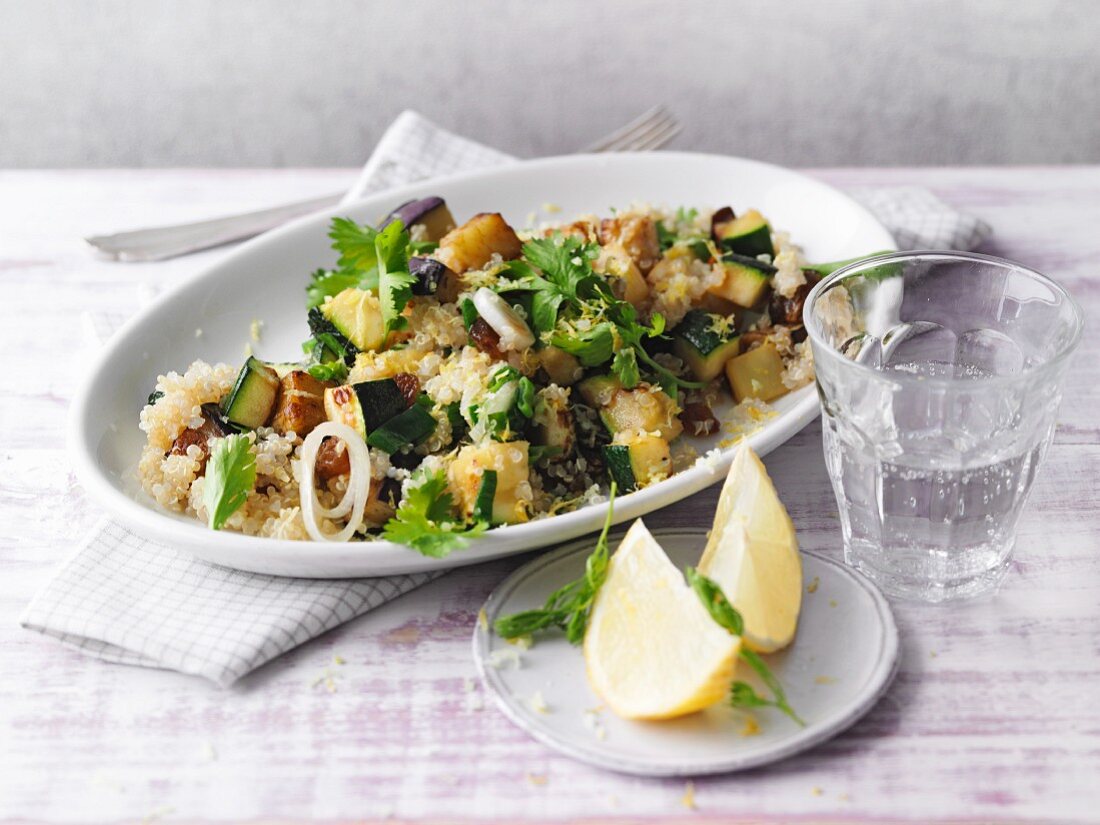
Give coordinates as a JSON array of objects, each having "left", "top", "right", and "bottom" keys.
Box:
[{"left": 1, "top": 167, "right": 1098, "bottom": 824}]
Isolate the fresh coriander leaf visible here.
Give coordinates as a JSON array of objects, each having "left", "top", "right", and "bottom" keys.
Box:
[
  {"left": 203, "top": 434, "right": 256, "bottom": 531},
  {"left": 329, "top": 216, "right": 380, "bottom": 271},
  {"left": 307, "top": 360, "right": 348, "bottom": 382},
  {"left": 686, "top": 567, "right": 804, "bottom": 726},
  {"left": 306, "top": 267, "right": 360, "bottom": 309},
  {"left": 382, "top": 468, "right": 486, "bottom": 558},
  {"left": 516, "top": 377, "right": 536, "bottom": 418},
  {"left": 611, "top": 347, "right": 640, "bottom": 389},
  {"left": 551, "top": 322, "right": 616, "bottom": 367},
  {"left": 531, "top": 289, "right": 566, "bottom": 335},
  {"left": 375, "top": 219, "right": 416, "bottom": 336},
  {"left": 146, "top": 390, "right": 164, "bottom": 406},
  {"left": 494, "top": 482, "right": 618, "bottom": 644}
]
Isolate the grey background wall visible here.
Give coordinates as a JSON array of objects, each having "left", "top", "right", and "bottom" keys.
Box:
[{"left": 2, "top": 0, "right": 1098, "bottom": 168}]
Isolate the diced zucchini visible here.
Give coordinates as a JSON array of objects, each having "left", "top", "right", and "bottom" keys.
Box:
[
  {"left": 716, "top": 209, "right": 773, "bottom": 258},
  {"left": 221, "top": 357, "right": 280, "bottom": 429},
  {"left": 601, "top": 385, "right": 683, "bottom": 441},
  {"left": 473, "top": 470, "right": 497, "bottom": 523},
  {"left": 603, "top": 433, "right": 671, "bottom": 493},
  {"left": 577, "top": 374, "right": 623, "bottom": 408},
  {"left": 578, "top": 376, "right": 683, "bottom": 441},
  {"left": 448, "top": 441, "right": 530, "bottom": 525},
  {"left": 531, "top": 390, "right": 575, "bottom": 460},
  {"left": 367, "top": 403, "right": 437, "bottom": 453},
  {"left": 323, "top": 385, "right": 367, "bottom": 439},
  {"left": 320, "top": 288, "right": 386, "bottom": 351},
  {"left": 725, "top": 342, "right": 790, "bottom": 403},
  {"left": 323, "top": 378, "right": 408, "bottom": 440},
  {"left": 672, "top": 310, "right": 742, "bottom": 382},
  {"left": 537, "top": 346, "right": 583, "bottom": 386},
  {"left": 709, "top": 254, "right": 777, "bottom": 308},
  {"left": 353, "top": 379, "right": 409, "bottom": 431}
]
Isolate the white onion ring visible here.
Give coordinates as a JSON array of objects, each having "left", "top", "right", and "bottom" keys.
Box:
[{"left": 298, "top": 422, "right": 371, "bottom": 543}]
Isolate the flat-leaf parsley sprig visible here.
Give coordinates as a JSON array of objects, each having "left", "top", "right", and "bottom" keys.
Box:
[
  {"left": 203, "top": 434, "right": 257, "bottom": 531},
  {"left": 494, "top": 482, "right": 618, "bottom": 645},
  {"left": 382, "top": 468, "right": 488, "bottom": 558},
  {"left": 686, "top": 567, "right": 804, "bottom": 726}
]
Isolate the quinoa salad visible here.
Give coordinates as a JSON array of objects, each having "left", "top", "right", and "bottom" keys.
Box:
[{"left": 139, "top": 197, "right": 848, "bottom": 556}]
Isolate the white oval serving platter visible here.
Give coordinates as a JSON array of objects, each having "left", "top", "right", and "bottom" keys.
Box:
[
  {"left": 473, "top": 528, "right": 900, "bottom": 776},
  {"left": 69, "top": 152, "right": 895, "bottom": 577}
]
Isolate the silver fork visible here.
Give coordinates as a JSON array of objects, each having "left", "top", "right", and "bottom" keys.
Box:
[{"left": 85, "top": 106, "right": 681, "bottom": 263}]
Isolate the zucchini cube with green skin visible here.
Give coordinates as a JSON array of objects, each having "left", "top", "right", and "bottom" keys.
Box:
[
  {"left": 448, "top": 441, "right": 531, "bottom": 524},
  {"left": 578, "top": 375, "right": 683, "bottom": 441},
  {"left": 221, "top": 357, "right": 280, "bottom": 429},
  {"left": 725, "top": 342, "right": 789, "bottom": 403},
  {"left": 320, "top": 288, "right": 386, "bottom": 352},
  {"left": 531, "top": 389, "right": 575, "bottom": 460},
  {"left": 717, "top": 209, "right": 773, "bottom": 258},
  {"left": 323, "top": 378, "right": 408, "bottom": 440},
  {"left": 603, "top": 433, "right": 672, "bottom": 493},
  {"left": 672, "top": 310, "right": 742, "bottom": 382},
  {"left": 709, "top": 254, "right": 777, "bottom": 309}
]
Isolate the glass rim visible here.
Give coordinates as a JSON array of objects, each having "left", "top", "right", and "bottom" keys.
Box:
[{"left": 802, "top": 249, "right": 1085, "bottom": 388}]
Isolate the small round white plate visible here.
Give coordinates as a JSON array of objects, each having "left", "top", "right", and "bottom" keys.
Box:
[{"left": 473, "top": 528, "right": 899, "bottom": 776}]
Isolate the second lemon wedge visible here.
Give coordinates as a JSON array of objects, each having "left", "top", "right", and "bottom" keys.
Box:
[
  {"left": 584, "top": 520, "right": 740, "bottom": 720},
  {"left": 698, "top": 444, "right": 802, "bottom": 653}
]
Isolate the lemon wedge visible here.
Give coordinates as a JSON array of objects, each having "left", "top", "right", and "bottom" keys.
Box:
[
  {"left": 584, "top": 520, "right": 740, "bottom": 720},
  {"left": 698, "top": 444, "right": 802, "bottom": 653}
]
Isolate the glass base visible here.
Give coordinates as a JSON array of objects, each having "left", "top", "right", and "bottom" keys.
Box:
[{"left": 843, "top": 539, "right": 1012, "bottom": 603}]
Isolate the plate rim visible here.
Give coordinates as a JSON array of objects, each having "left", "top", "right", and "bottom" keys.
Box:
[
  {"left": 68, "top": 151, "right": 896, "bottom": 577},
  {"left": 473, "top": 527, "right": 901, "bottom": 777}
]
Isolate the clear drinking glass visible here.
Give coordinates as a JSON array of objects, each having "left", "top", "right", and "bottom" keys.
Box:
[{"left": 804, "top": 251, "right": 1083, "bottom": 601}]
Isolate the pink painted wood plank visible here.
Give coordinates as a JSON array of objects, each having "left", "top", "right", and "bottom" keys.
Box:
[{"left": 1, "top": 167, "right": 1098, "bottom": 823}]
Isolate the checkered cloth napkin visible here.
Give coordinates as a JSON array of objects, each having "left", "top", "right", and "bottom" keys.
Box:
[{"left": 21, "top": 110, "right": 991, "bottom": 688}]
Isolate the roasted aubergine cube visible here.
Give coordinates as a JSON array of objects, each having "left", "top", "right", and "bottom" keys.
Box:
[
  {"left": 436, "top": 212, "right": 523, "bottom": 274},
  {"left": 271, "top": 370, "right": 330, "bottom": 437}
]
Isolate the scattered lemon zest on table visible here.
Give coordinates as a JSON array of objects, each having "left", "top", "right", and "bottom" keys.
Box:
[
  {"left": 477, "top": 607, "right": 489, "bottom": 632},
  {"left": 829, "top": 599, "right": 838, "bottom": 608},
  {"left": 930, "top": 650, "right": 938, "bottom": 658},
  {"left": 333, "top": 655, "right": 346, "bottom": 665},
  {"left": 243, "top": 341, "right": 253, "bottom": 358},
  {"left": 807, "top": 576, "right": 820, "bottom": 594},
  {"left": 194, "top": 328, "right": 203, "bottom": 338},
  {"left": 681, "top": 781, "right": 697, "bottom": 810},
  {"left": 812, "top": 786, "right": 824, "bottom": 797},
  {"left": 525, "top": 772, "right": 548, "bottom": 786},
  {"left": 815, "top": 675, "right": 837, "bottom": 685},
  {"left": 250, "top": 318, "right": 263, "bottom": 342},
  {"left": 542, "top": 202, "right": 562, "bottom": 214}
]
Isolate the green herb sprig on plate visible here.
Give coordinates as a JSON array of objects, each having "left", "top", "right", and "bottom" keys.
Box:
[
  {"left": 494, "top": 482, "right": 618, "bottom": 645},
  {"left": 686, "top": 567, "right": 804, "bottom": 726}
]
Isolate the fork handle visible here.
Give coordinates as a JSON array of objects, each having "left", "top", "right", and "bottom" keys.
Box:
[{"left": 84, "top": 192, "right": 345, "bottom": 262}]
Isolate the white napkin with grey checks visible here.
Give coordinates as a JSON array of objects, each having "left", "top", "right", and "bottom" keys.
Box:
[{"left": 22, "top": 109, "right": 990, "bottom": 688}]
